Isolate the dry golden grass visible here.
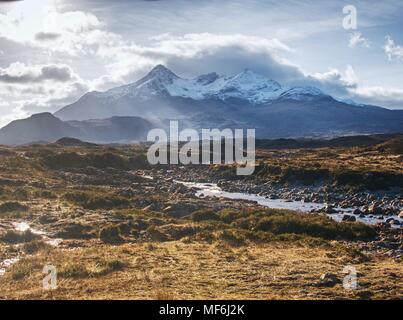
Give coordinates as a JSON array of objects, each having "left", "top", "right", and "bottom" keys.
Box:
[
  {"left": 1, "top": 141, "right": 402, "bottom": 300},
  {"left": 257, "top": 147, "right": 403, "bottom": 175},
  {"left": 0, "top": 241, "right": 401, "bottom": 300}
]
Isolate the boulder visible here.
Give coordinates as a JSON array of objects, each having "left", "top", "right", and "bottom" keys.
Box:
[
  {"left": 318, "top": 273, "right": 341, "bottom": 287},
  {"left": 323, "top": 205, "right": 337, "bottom": 214},
  {"left": 386, "top": 218, "right": 400, "bottom": 226},
  {"left": 368, "top": 203, "right": 383, "bottom": 215},
  {"left": 342, "top": 215, "right": 356, "bottom": 222}
]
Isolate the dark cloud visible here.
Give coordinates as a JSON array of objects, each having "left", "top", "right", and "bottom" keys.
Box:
[
  {"left": 34, "top": 32, "right": 61, "bottom": 41},
  {"left": 0, "top": 64, "right": 74, "bottom": 83},
  {"left": 40, "top": 65, "right": 73, "bottom": 82}
]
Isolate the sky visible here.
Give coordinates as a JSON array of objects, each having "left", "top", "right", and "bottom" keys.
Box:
[{"left": 0, "top": 0, "right": 403, "bottom": 127}]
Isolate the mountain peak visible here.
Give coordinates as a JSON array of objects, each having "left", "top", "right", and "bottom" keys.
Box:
[
  {"left": 28, "top": 112, "right": 63, "bottom": 122},
  {"left": 147, "top": 64, "right": 179, "bottom": 81}
]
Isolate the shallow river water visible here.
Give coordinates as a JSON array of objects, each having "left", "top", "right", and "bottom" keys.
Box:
[{"left": 176, "top": 181, "right": 402, "bottom": 227}]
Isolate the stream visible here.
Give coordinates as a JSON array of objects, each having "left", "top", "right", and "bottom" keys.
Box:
[
  {"left": 0, "top": 222, "right": 62, "bottom": 276},
  {"left": 176, "top": 181, "right": 402, "bottom": 227}
]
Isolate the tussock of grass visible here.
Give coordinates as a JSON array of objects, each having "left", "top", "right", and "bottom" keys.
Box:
[
  {"left": 10, "top": 258, "right": 41, "bottom": 281},
  {"left": 64, "top": 191, "right": 131, "bottom": 210},
  {"left": 0, "top": 230, "right": 41, "bottom": 244},
  {"left": 216, "top": 230, "right": 246, "bottom": 247},
  {"left": 99, "top": 225, "right": 124, "bottom": 244},
  {"left": 32, "top": 190, "right": 57, "bottom": 199},
  {"left": 252, "top": 213, "right": 376, "bottom": 240},
  {"left": 59, "top": 259, "right": 126, "bottom": 278},
  {"left": 193, "top": 209, "right": 377, "bottom": 242},
  {"left": 22, "top": 240, "right": 52, "bottom": 254},
  {"left": 41, "top": 151, "right": 149, "bottom": 170},
  {"left": 55, "top": 223, "right": 94, "bottom": 239},
  {"left": 158, "top": 224, "right": 200, "bottom": 240},
  {"left": 190, "top": 209, "right": 220, "bottom": 222},
  {"left": 147, "top": 226, "right": 169, "bottom": 242},
  {"left": 103, "top": 208, "right": 377, "bottom": 245},
  {"left": 0, "top": 201, "right": 28, "bottom": 214}
]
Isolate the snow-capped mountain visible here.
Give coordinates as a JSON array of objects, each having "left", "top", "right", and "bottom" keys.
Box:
[
  {"left": 77, "top": 65, "right": 321, "bottom": 105},
  {"left": 5, "top": 64, "right": 400, "bottom": 142},
  {"left": 55, "top": 65, "right": 333, "bottom": 122}
]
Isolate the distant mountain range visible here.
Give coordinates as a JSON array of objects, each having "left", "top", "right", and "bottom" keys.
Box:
[
  {"left": 0, "top": 113, "right": 152, "bottom": 145},
  {"left": 1, "top": 64, "right": 402, "bottom": 145}
]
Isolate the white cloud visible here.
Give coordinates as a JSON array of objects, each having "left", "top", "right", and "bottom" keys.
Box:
[
  {"left": 348, "top": 32, "right": 370, "bottom": 48},
  {"left": 353, "top": 86, "right": 403, "bottom": 108},
  {"left": 311, "top": 66, "right": 357, "bottom": 87},
  {"left": 355, "top": 86, "right": 403, "bottom": 99},
  {"left": 303, "top": 65, "right": 358, "bottom": 99},
  {"left": 384, "top": 36, "right": 403, "bottom": 61},
  {"left": 306, "top": 65, "right": 402, "bottom": 108},
  {"left": 0, "top": 3, "right": 107, "bottom": 56},
  {"left": 0, "top": 62, "right": 78, "bottom": 83},
  {"left": 95, "top": 33, "right": 296, "bottom": 85},
  {"left": 0, "top": 62, "right": 89, "bottom": 124}
]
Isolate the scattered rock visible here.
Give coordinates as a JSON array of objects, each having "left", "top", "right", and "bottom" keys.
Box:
[
  {"left": 342, "top": 215, "right": 356, "bottom": 222},
  {"left": 318, "top": 273, "right": 341, "bottom": 287},
  {"left": 368, "top": 203, "right": 383, "bottom": 215},
  {"left": 323, "top": 205, "right": 337, "bottom": 214},
  {"left": 386, "top": 218, "right": 400, "bottom": 226}
]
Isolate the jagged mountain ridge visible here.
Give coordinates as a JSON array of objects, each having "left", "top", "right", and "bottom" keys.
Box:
[
  {"left": 55, "top": 65, "right": 328, "bottom": 121},
  {"left": 1, "top": 65, "right": 403, "bottom": 144}
]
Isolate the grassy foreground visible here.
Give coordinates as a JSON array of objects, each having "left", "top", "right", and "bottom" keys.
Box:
[
  {"left": 0, "top": 137, "right": 402, "bottom": 299},
  {"left": 1, "top": 241, "right": 401, "bottom": 300}
]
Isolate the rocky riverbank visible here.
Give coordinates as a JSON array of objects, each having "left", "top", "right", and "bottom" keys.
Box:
[{"left": 147, "top": 165, "right": 402, "bottom": 226}]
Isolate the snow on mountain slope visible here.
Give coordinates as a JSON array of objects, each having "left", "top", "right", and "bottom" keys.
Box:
[
  {"left": 278, "top": 86, "right": 326, "bottom": 101},
  {"left": 89, "top": 65, "right": 318, "bottom": 104},
  {"left": 205, "top": 69, "right": 283, "bottom": 103},
  {"left": 55, "top": 65, "right": 394, "bottom": 124},
  {"left": 5, "top": 65, "right": 402, "bottom": 142}
]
